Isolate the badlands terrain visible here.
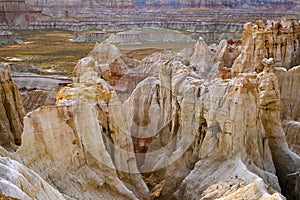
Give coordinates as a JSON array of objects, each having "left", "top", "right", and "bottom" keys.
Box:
[
  {"left": 0, "top": 17, "right": 299, "bottom": 200},
  {"left": 0, "top": 1, "right": 300, "bottom": 199}
]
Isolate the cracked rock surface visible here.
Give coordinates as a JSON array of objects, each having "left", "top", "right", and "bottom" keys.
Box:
[{"left": 0, "top": 19, "right": 300, "bottom": 200}]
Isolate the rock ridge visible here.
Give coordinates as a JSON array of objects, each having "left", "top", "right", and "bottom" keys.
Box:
[{"left": 0, "top": 19, "right": 300, "bottom": 200}]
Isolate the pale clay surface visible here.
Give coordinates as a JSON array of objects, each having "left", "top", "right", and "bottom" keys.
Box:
[{"left": 0, "top": 19, "right": 300, "bottom": 199}]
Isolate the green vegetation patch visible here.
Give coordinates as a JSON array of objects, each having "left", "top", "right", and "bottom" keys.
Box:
[{"left": 0, "top": 30, "right": 95, "bottom": 76}]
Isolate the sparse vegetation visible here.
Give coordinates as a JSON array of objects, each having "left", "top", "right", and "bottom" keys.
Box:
[
  {"left": 0, "top": 30, "right": 95, "bottom": 76},
  {"left": 0, "top": 30, "right": 195, "bottom": 76}
]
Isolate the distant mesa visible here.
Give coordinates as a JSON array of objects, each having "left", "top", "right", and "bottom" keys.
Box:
[
  {"left": 23, "top": 0, "right": 297, "bottom": 11},
  {"left": 0, "top": 19, "right": 300, "bottom": 200},
  {"left": 105, "top": 28, "right": 195, "bottom": 45}
]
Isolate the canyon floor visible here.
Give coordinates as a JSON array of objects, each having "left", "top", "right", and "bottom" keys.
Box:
[{"left": 0, "top": 30, "right": 195, "bottom": 76}]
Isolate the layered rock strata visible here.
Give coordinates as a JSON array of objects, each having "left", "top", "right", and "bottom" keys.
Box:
[
  {"left": 9, "top": 64, "right": 72, "bottom": 113},
  {"left": 106, "top": 28, "right": 195, "bottom": 45},
  {"left": 232, "top": 18, "right": 300, "bottom": 74},
  {"left": 0, "top": 19, "right": 300, "bottom": 200},
  {"left": 0, "top": 156, "right": 65, "bottom": 200},
  {"left": 146, "top": 0, "right": 293, "bottom": 9},
  {"left": 257, "top": 58, "right": 300, "bottom": 198},
  {"left": 124, "top": 57, "right": 285, "bottom": 199},
  {"left": 0, "top": 64, "right": 25, "bottom": 151},
  {"left": 13, "top": 74, "right": 71, "bottom": 113},
  {"left": 186, "top": 37, "right": 241, "bottom": 79},
  {"left": 276, "top": 66, "right": 300, "bottom": 156}
]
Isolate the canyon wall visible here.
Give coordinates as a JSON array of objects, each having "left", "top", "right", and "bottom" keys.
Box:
[
  {"left": 146, "top": 0, "right": 294, "bottom": 9},
  {"left": 0, "top": 63, "right": 25, "bottom": 151},
  {"left": 8, "top": 64, "right": 72, "bottom": 113},
  {"left": 229, "top": 19, "right": 300, "bottom": 169},
  {"left": 0, "top": 19, "right": 300, "bottom": 199},
  {"left": 232, "top": 18, "right": 300, "bottom": 74},
  {"left": 25, "top": 0, "right": 295, "bottom": 10},
  {"left": 18, "top": 21, "right": 244, "bottom": 33},
  {"left": 276, "top": 66, "right": 300, "bottom": 156}
]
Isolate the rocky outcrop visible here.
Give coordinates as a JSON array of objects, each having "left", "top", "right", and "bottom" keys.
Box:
[
  {"left": 188, "top": 37, "right": 241, "bottom": 79},
  {"left": 259, "top": 58, "right": 300, "bottom": 199},
  {"left": 189, "top": 37, "right": 215, "bottom": 77},
  {"left": 72, "top": 31, "right": 110, "bottom": 43},
  {"left": 20, "top": 84, "right": 63, "bottom": 113},
  {"left": 200, "top": 178, "right": 283, "bottom": 200},
  {"left": 73, "top": 41, "right": 142, "bottom": 91},
  {"left": 229, "top": 20, "right": 300, "bottom": 166},
  {"left": 8, "top": 64, "right": 72, "bottom": 113},
  {"left": 0, "top": 31, "right": 23, "bottom": 45},
  {"left": 257, "top": 58, "right": 300, "bottom": 198},
  {"left": 276, "top": 65, "right": 300, "bottom": 122},
  {"left": 276, "top": 65, "right": 300, "bottom": 156},
  {"left": 44, "top": 41, "right": 289, "bottom": 199},
  {"left": 0, "top": 0, "right": 27, "bottom": 25},
  {"left": 81, "top": 41, "right": 124, "bottom": 82},
  {"left": 232, "top": 19, "right": 300, "bottom": 75},
  {"left": 229, "top": 19, "right": 300, "bottom": 157},
  {"left": 12, "top": 104, "right": 143, "bottom": 200},
  {"left": 0, "top": 157, "right": 65, "bottom": 200},
  {"left": 0, "top": 46, "right": 149, "bottom": 199},
  {"left": 116, "top": 20, "right": 299, "bottom": 198},
  {"left": 1, "top": 19, "right": 300, "bottom": 200},
  {"left": 0, "top": 64, "right": 25, "bottom": 151},
  {"left": 106, "top": 28, "right": 195, "bottom": 45},
  {"left": 282, "top": 120, "right": 300, "bottom": 156},
  {"left": 12, "top": 73, "right": 71, "bottom": 113},
  {"left": 146, "top": 0, "right": 293, "bottom": 9},
  {"left": 123, "top": 58, "right": 285, "bottom": 199}
]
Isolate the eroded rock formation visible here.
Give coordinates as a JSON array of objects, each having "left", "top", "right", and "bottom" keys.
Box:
[
  {"left": 187, "top": 37, "right": 241, "bottom": 79},
  {"left": 216, "top": 19, "right": 300, "bottom": 165},
  {"left": 124, "top": 58, "right": 284, "bottom": 199},
  {"left": 8, "top": 64, "right": 72, "bottom": 113},
  {"left": 0, "top": 64, "right": 25, "bottom": 151},
  {"left": 13, "top": 74, "right": 71, "bottom": 113},
  {"left": 275, "top": 66, "right": 300, "bottom": 156},
  {"left": 106, "top": 28, "right": 195, "bottom": 45},
  {"left": 19, "top": 42, "right": 149, "bottom": 199},
  {"left": 145, "top": 0, "right": 294, "bottom": 9},
  {"left": 257, "top": 58, "right": 300, "bottom": 198},
  {"left": 232, "top": 18, "right": 300, "bottom": 74},
  {"left": 1, "top": 19, "right": 300, "bottom": 200},
  {"left": 0, "top": 156, "right": 65, "bottom": 200}
]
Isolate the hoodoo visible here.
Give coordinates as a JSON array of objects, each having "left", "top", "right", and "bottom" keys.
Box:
[{"left": 0, "top": 19, "right": 300, "bottom": 200}]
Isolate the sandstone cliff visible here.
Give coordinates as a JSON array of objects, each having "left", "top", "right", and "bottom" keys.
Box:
[
  {"left": 0, "top": 63, "right": 25, "bottom": 151},
  {"left": 0, "top": 43, "right": 149, "bottom": 199},
  {"left": 188, "top": 37, "right": 241, "bottom": 79},
  {"left": 13, "top": 74, "right": 71, "bottom": 113},
  {"left": 228, "top": 19, "right": 300, "bottom": 168},
  {"left": 276, "top": 66, "right": 300, "bottom": 156},
  {"left": 123, "top": 57, "right": 289, "bottom": 199},
  {"left": 232, "top": 18, "right": 300, "bottom": 74},
  {"left": 9, "top": 64, "right": 72, "bottom": 113},
  {"left": 0, "top": 156, "right": 66, "bottom": 200},
  {"left": 1, "top": 19, "right": 300, "bottom": 200}
]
